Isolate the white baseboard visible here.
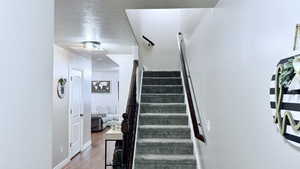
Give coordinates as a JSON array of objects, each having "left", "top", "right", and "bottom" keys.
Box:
[
  {"left": 53, "top": 157, "right": 70, "bottom": 169},
  {"left": 81, "top": 140, "right": 92, "bottom": 151}
]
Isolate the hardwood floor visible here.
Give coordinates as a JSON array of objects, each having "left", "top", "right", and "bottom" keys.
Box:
[{"left": 63, "top": 128, "right": 115, "bottom": 169}]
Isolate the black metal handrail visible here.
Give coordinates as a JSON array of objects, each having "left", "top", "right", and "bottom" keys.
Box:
[
  {"left": 121, "top": 60, "right": 139, "bottom": 169},
  {"left": 142, "top": 35, "right": 155, "bottom": 46},
  {"left": 177, "top": 32, "right": 205, "bottom": 142}
]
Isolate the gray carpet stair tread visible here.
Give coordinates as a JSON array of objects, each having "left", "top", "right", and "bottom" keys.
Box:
[
  {"left": 136, "top": 154, "right": 196, "bottom": 161},
  {"left": 139, "top": 125, "right": 189, "bottom": 129},
  {"left": 137, "top": 138, "right": 192, "bottom": 143},
  {"left": 138, "top": 125, "right": 191, "bottom": 139},
  {"left": 140, "top": 111, "right": 187, "bottom": 114},
  {"left": 139, "top": 113, "right": 188, "bottom": 125},
  {"left": 140, "top": 103, "right": 186, "bottom": 113},
  {"left": 141, "top": 93, "right": 184, "bottom": 95},
  {"left": 142, "top": 85, "right": 183, "bottom": 87},
  {"left": 141, "top": 94, "right": 184, "bottom": 103},
  {"left": 140, "top": 113, "right": 187, "bottom": 116},
  {"left": 143, "top": 71, "right": 181, "bottom": 77},
  {"left": 135, "top": 155, "right": 196, "bottom": 169},
  {"left": 142, "top": 85, "right": 183, "bottom": 94},
  {"left": 143, "top": 78, "right": 182, "bottom": 85},
  {"left": 141, "top": 103, "right": 186, "bottom": 105},
  {"left": 136, "top": 139, "right": 194, "bottom": 155},
  {"left": 143, "top": 77, "right": 181, "bottom": 79}
]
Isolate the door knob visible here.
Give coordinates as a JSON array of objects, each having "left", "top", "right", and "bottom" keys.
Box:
[{"left": 80, "top": 114, "right": 84, "bottom": 117}]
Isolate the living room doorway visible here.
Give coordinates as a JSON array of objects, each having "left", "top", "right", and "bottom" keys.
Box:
[{"left": 91, "top": 56, "right": 120, "bottom": 132}]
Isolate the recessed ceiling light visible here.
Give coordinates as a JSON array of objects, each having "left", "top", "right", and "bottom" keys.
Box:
[{"left": 82, "top": 41, "right": 101, "bottom": 50}]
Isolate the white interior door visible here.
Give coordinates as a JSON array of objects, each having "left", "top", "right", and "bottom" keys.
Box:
[{"left": 70, "top": 70, "right": 83, "bottom": 158}]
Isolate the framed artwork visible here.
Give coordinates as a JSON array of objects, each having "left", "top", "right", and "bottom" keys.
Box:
[
  {"left": 92, "top": 81, "right": 111, "bottom": 93},
  {"left": 293, "top": 24, "right": 300, "bottom": 51}
]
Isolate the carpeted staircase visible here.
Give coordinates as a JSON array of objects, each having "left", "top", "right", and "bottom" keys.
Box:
[{"left": 134, "top": 71, "right": 197, "bottom": 169}]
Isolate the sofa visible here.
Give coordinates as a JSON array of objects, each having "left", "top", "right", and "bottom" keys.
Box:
[
  {"left": 91, "top": 106, "right": 119, "bottom": 132},
  {"left": 91, "top": 114, "right": 104, "bottom": 132}
]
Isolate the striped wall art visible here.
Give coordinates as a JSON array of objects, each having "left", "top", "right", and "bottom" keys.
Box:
[{"left": 270, "top": 55, "right": 300, "bottom": 146}]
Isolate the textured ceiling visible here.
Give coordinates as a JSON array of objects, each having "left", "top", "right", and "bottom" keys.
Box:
[{"left": 55, "top": 0, "right": 218, "bottom": 54}]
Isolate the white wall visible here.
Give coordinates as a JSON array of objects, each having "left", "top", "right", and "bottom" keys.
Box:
[
  {"left": 108, "top": 55, "right": 134, "bottom": 117},
  {"left": 185, "top": 1, "right": 300, "bottom": 169},
  {"left": 127, "top": 9, "right": 207, "bottom": 70},
  {"left": 52, "top": 45, "right": 70, "bottom": 168},
  {"left": 52, "top": 45, "right": 92, "bottom": 168},
  {"left": 127, "top": 9, "right": 181, "bottom": 70},
  {"left": 0, "top": 0, "right": 53, "bottom": 169},
  {"left": 92, "top": 71, "right": 119, "bottom": 115}
]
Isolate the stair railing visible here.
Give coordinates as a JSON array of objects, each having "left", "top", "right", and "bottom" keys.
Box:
[
  {"left": 177, "top": 32, "right": 206, "bottom": 142},
  {"left": 121, "top": 60, "right": 139, "bottom": 169}
]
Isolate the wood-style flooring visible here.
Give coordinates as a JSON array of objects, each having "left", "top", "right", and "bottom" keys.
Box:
[{"left": 63, "top": 128, "right": 115, "bottom": 169}]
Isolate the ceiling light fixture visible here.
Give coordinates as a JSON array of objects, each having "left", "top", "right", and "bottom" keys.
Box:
[{"left": 82, "top": 41, "right": 101, "bottom": 50}]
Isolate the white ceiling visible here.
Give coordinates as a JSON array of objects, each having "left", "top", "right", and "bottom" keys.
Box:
[
  {"left": 55, "top": 0, "right": 218, "bottom": 54},
  {"left": 127, "top": 8, "right": 207, "bottom": 44},
  {"left": 92, "top": 56, "right": 119, "bottom": 72}
]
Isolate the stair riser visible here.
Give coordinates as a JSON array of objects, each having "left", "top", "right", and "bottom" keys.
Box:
[
  {"left": 143, "top": 78, "right": 182, "bottom": 85},
  {"left": 138, "top": 128, "right": 190, "bottom": 139},
  {"left": 141, "top": 95, "right": 184, "bottom": 103},
  {"left": 140, "top": 104, "right": 186, "bottom": 113},
  {"left": 143, "top": 71, "right": 181, "bottom": 77},
  {"left": 142, "top": 86, "right": 183, "bottom": 94},
  {"left": 137, "top": 142, "right": 193, "bottom": 155},
  {"left": 135, "top": 161, "right": 196, "bottom": 169},
  {"left": 140, "top": 115, "right": 188, "bottom": 125}
]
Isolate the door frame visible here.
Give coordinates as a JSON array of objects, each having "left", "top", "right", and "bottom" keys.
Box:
[{"left": 68, "top": 68, "right": 84, "bottom": 159}]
